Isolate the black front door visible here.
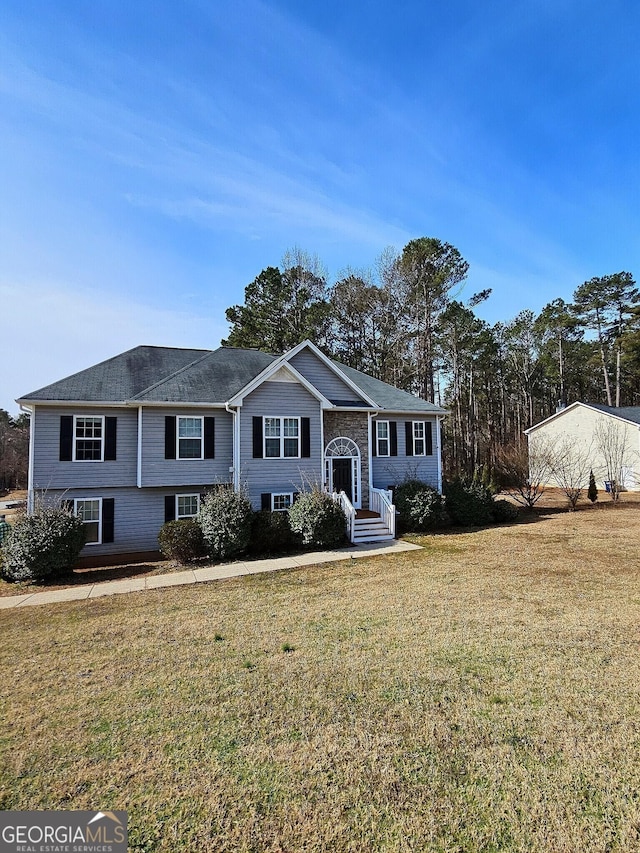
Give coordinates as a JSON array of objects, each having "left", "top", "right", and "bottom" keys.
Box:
[{"left": 332, "top": 458, "right": 352, "bottom": 501}]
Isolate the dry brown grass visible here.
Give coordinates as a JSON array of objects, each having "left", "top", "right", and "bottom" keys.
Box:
[{"left": 1, "top": 505, "right": 640, "bottom": 852}]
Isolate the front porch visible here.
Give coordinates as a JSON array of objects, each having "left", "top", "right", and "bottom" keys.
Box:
[{"left": 332, "top": 488, "right": 396, "bottom": 544}]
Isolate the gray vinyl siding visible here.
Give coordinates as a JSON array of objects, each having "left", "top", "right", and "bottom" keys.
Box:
[
  {"left": 289, "top": 350, "right": 365, "bottom": 404},
  {"left": 44, "top": 486, "right": 210, "bottom": 556},
  {"left": 240, "top": 381, "right": 323, "bottom": 508},
  {"left": 371, "top": 416, "right": 440, "bottom": 490},
  {"left": 31, "top": 405, "right": 137, "bottom": 490},
  {"left": 141, "top": 407, "right": 233, "bottom": 487}
]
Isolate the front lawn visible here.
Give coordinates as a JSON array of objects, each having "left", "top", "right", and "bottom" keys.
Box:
[{"left": 1, "top": 505, "right": 639, "bottom": 852}]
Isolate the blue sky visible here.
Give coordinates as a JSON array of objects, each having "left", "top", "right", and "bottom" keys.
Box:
[{"left": 2, "top": 0, "right": 639, "bottom": 415}]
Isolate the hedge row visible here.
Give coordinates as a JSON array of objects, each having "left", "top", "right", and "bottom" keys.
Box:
[{"left": 159, "top": 487, "right": 347, "bottom": 564}]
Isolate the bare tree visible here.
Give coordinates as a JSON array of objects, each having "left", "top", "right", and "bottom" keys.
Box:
[
  {"left": 548, "top": 437, "right": 593, "bottom": 510},
  {"left": 496, "top": 437, "right": 555, "bottom": 509},
  {"left": 594, "top": 418, "right": 637, "bottom": 502}
]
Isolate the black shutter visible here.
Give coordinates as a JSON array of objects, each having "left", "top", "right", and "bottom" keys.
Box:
[
  {"left": 390, "top": 421, "right": 398, "bottom": 457},
  {"left": 62, "top": 499, "right": 74, "bottom": 513},
  {"left": 405, "top": 422, "right": 414, "bottom": 456},
  {"left": 164, "top": 495, "right": 175, "bottom": 523},
  {"left": 261, "top": 493, "right": 271, "bottom": 511},
  {"left": 426, "top": 421, "right": 433, "bottom": 456},
  {"left": 301, "top": 417, "right": 311, "bottom": 458},
  {"left": 253, "top": 417, "right": 263, "bottom": 458},
  {"left": 204, "top": 417, "right": 215, "bottom": 459},
  {"left": 102, "top": 498, "right": 115, "bottom": 543},
  {"left": 104, "top": 417, "right": 117, "bottom": 460},
  {"left": 372, "top": 423, "right": 377, "bottom": 457},
  {"left": 60, "top": 416, "right": 73, "bottom": 461},
  {"left": 292, "top": 491, "right": 300, "bottom": 503},
  {"left": 165, "top": 416, "right": 176, "bottom": 459}
]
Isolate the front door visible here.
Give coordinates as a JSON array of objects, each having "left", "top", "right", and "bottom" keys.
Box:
[{"left": 332, "top": 458, "right": 353, "bottom": 502}]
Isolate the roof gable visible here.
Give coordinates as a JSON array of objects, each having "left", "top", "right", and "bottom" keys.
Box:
[{"left": 525, "top": 401, "right": 640, "bottom": 434}]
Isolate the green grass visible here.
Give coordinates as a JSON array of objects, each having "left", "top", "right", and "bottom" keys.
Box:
[{"left": 2, "top": 505, "right": 640, "bottom": 851}]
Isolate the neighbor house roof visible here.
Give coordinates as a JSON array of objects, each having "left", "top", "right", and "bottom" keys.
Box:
[
  {"left": 525, "top": 401, "right": 640, "bottom": 434},
  {"left": 584, "top": 404, "right": 640, "bottom": 425},
  {"left": 19, "top": 342, "right": 446, "bottom": 414}
]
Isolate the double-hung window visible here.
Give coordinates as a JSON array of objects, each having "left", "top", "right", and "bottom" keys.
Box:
[
  {"left": 176, "top": 494, "right": 200, "bottom": 519},
  {"left": 74, "top": 416, "right": 104, "bottom": 461},
  {"left": 264, "top": 417, "right": 300, "bottom": 459},
  {"left": 177, "top": 416, "right": 203, "bottom": 459},
  {"left": 74, "top": 498, "right": 102, "bottom": 544},
  {"left": 376, "top": 421, "right": 390, "bottom": 456},
  {"left": 272, "top": 493, "right": 293, "bottom": 511},
  {"left": 413, "top": 421, "right": 426, "bottom": 456}
]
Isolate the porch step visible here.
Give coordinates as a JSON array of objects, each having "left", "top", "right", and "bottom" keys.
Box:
[{"left": 352, "top": 514, "right": 395, "bottom": 544}]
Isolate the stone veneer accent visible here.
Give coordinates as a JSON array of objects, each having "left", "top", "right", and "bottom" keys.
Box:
[{"left": 323, "top": 411, "right": 370, "bottom": 509}]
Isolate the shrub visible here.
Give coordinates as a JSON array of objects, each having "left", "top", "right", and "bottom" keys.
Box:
[
  {"left": 1, "top": 507, "right": 86, "bottom": 583},
  {"left": 199, "top": 487, "right": 253, "bottom": 560},
  {"left": 249, "top": 510, "right": 297, "bottom": 556},
  {"left": 158, "top": 519, "right": 207, "bottom": 564},
  {"left": 288, "top": 489, "right": 347, "bottom": 549},
  {"left": 588, "top": 469, "right": 598, "bottom": 503},
  {"left": 443, "top": 478, "right": 495, "bottom": 527},
  {"left": 393, "top": 479, "right": 446, "bottom": 532},
  {"left": 491, "top": 499, "right": 520, "bottom": 524}
]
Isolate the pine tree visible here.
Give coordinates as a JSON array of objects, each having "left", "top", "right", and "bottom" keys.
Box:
[{"left": 588, "top": 469, "right": 598, "bottom": 503}]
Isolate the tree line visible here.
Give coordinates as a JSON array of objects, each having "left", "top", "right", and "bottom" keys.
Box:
[
  {"left": 224, "top": 241, "right": 640, "bottom": 477},
  {"left": 0, "top": 411, "right": 29, "bottom": 491}
]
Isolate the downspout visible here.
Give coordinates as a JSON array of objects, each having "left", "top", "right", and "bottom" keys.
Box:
[
  {"left": 368, "top": 411, "right": 380, "bottom": 499},
  {"left": 20, "top": 404, "right": 35, "bottom": 514},
  {"left": 320, "top": 405, "right": 326, "bottom": 490},
  {"left": 436, "top": 415, "right": 444, "bottom": 493},
  {"left": 225, "top": 402, "right": 240, "bottom": 491},
  {"left": 137, "top": 406, "right": 143, "bottom": 488}
]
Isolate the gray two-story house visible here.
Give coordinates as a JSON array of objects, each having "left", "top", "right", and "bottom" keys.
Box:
[{"left": 18, "top": 340, "right": 446, "bottom": 560}]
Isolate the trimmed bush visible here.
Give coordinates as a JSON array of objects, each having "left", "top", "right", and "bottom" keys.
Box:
[
  {"left": 491, "top": 499, "right": 520, "bottom": 524},
  {"left": 393, "top": 479, "right": 446, "bottom": 532},
  {"left": 249, "top": 510, "right": 298, "bottom": 556},
  {"left": 199, "top": 487, "right": 253, "bottom": 560},
  {"left": 158, "top": 519, "right": 207, "bottom": 564},
  {"left": 1, "top": 508, "right": 86, "bottom": 583},
  {"left": 588, "top": 470, "right": 598, "bottom": 503},
  {"left": 288, "top": 490, "right": 347, "bottom": 549},
  {"left": 443, "top": 478, "right": 495, "bottom": 527}
]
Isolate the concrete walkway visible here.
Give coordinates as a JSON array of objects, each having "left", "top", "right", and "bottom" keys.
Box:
[{"left": 0, "top": 540, "right": 421, "bottom": 610}]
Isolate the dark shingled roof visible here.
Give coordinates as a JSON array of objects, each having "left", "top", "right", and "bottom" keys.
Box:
[
  {"left": 19, "top": 346, "right": 211, "bottom": 402},
  {"left": 19, "top": 344, "right": 447, "bottom": 414},
  {"left": 586, "top": 404, "right": 640, "bottom": 425},
  {"left": 335, "top": 362, "right": 447, "bottom": 414},
  {"left": 133, "top": 348, "right": 277, "bottom": 403}
]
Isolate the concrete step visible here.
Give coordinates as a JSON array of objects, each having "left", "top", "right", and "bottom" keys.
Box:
[{"left": 353, "top": 533, "right": 395, "bottom": 543}]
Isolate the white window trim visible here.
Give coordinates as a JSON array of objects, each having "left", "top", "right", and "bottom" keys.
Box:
[
  {"left": 72, "top": 415, "right": 105, "bottom": 463},
  {"left": 413, "top": 421, "right": 426, "bottom": 457},
  {"left": 376, "top": 420, "right": 390, "bottom": 457},
  {"left": 271, "top": 492, "right": 294, "bottom": 512},
  {"left": 74, "top": 497, "right": 102, "bottom": 546},
  {"left": 176, "top": 493, "right": 200, "bottom": 519},
  {"left": 263, "top": 416, "right": 301, "bottom": 459},
  {"left": 176, "top": 415, "right": 204, "bottom": 461}
]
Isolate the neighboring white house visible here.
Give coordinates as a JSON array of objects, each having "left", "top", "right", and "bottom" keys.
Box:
[{"left": 524, "top": 402, "right": 640, "bottom": 491}]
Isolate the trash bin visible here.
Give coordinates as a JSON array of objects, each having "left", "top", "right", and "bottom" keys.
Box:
[{"left": 604, "top": 481, "right": 612, "bottom": 493}]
